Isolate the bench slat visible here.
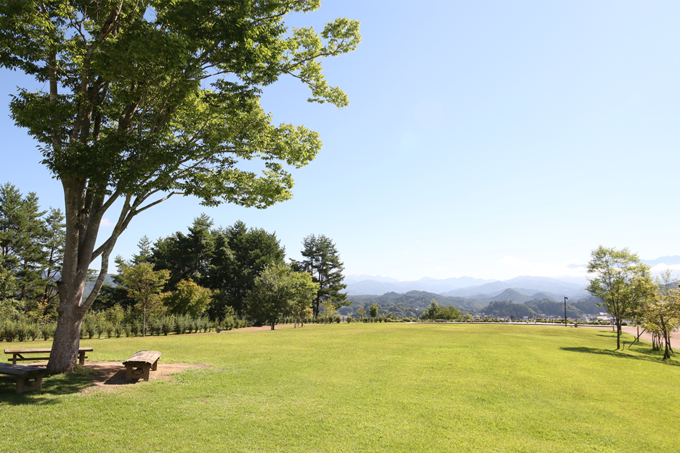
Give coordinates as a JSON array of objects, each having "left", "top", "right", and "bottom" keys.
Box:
[
  {"left": 4, "top": 347, "right": 93, "bottom": 354},
  {"left": 124, "top": 350, "right": 161, "bottom": 366},
  {"left": 0, "top": 363, "right": 45, "bottom": 377}
]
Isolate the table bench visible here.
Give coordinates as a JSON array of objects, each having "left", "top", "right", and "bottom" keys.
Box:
[
  {"left": 4, "top": 347, "right": 93, "bottom": 366},
  {"left": 123, "top": 350, "right": 161, "bottom": 382},
  {"left": 0, "top": 363, "right": 45, "bottom": 394}
]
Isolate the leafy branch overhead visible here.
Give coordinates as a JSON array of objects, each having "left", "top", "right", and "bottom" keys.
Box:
[{"left": 2, "top": 1, "right": 360, "bottom": 210}]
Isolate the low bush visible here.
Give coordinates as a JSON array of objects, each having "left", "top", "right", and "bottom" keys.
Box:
[
  {"left": 40, "top": 323, "right": 55, "bottom": 341},
  {"left": 26, "top": 324, "right": 39, "bottom": 341}
]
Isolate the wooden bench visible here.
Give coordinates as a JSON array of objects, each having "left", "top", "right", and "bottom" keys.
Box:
[
  {"left": 0, "top": 363, "right": 45, "bottom": 394},
  {"left": 123, "top": 351, "right": 161, "bottom": 382},
  {"left": 4, "top": 347, "right": 93, "bottom": 366}
]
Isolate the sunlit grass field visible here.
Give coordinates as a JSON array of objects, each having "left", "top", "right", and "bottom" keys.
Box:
[{"left": 1, "top": 323, "right": 678, "bottom": 452}]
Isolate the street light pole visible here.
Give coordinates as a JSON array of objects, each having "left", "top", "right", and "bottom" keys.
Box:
[{"left": 564, "top": 296, "right": 568, "bottom": 327}]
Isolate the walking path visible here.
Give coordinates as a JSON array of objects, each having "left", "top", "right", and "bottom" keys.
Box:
[{"left": 621, "top": 326, "right": 680, "bottom": 347}]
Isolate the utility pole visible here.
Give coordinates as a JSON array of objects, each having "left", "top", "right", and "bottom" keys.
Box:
[{"left": 564, "top": 296, "right": 568, "bottom": 327}]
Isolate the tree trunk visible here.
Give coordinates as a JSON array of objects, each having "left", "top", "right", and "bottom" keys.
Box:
[
  {"left": 47, "top": 298, "right": 85, "bottom": 373},
  {"left": 143, "top": 308, "right": 147, "bottom": 337},
  {"left": 271, "top": 322, "right": 275, "bottom": 330},
  {"left": 616, "top": 320, "right": 621, "bottom": 349}
]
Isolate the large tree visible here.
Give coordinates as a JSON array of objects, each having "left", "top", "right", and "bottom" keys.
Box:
[
  {"left": 149, "top": 217, "right": 286, "bottom": 318},
  {"left": 586, "top": 246, "right": 655, "bottom": 349},
  {"left": 0, "top": 0, "right": 360, "bottom": 372},
  {"left": 211, "top": 220, "right": 286, "bottom": 317},
  {"left": 152, "top": 214, "right": 217, "bottom": 290},
  {"left": 245, "top": 263, "right": 317, "bottom": 330},
  {"left": 294, "top": 234, "right": 348, "bottom": 317}
]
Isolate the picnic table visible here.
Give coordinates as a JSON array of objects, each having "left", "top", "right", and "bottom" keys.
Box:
[
  {"left": 0, "top": 363, "right": 45, "bottom": 394},
  {"left": 4, "top": 347, "right": 93, "bottom": 366},
  {"left": 123, "top": 350, "right": 161, "bottom": 382}
]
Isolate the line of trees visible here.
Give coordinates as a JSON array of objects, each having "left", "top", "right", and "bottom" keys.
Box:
[
  {"left": 93, "top": 216, "right": 348, "bottom": 332},
  {"left": 1, "top": 200, "right": 350, "bottom": 338},
  {"left": 587, "top": 246, "right": 680, "bottom": 359}
]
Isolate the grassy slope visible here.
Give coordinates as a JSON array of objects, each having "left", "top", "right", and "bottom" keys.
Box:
[{"left": 0, "top": 324, "right": 678, "bottom": 452}]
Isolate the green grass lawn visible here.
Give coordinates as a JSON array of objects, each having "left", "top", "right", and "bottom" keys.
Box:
[{"left": 1, "top": 324, "right": 678, "bottom": 452}]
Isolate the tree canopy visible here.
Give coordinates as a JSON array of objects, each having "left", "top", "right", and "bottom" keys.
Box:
[
  {"left": 586, "top": 246, "right": 655, "bottom": 349},
  {"left": 244, "top": 263, "right": 317, "bottom": 330},
  {"left": 117, "top": 262, "right": 170, "bottom": 336}
]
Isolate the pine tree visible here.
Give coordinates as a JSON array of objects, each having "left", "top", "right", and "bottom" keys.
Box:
[
  {"left": 151, "top": 214, "right": 217, "bottom": 290},
  {"left": 212, "top": 221, "right": 286, "bottom": 317},
  {"left": 294, "top": 235, "right": 348, "bottom": 317},
  {"left": 0, "top": 183, "right": 65, "bottom": 320},
  {"left": 37, "top": 207, "right": 65, "bottom": 320}
]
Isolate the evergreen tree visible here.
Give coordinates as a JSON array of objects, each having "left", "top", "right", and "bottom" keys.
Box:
[
  {"left": 210, "top": 220, "right": 286, "bottom": 317},
  {"left": 131, "top": 236, "right": 153, "bottom": 265},
  {"left": 152, "top": 214, "right": 216, "bottom": 290},
  {"left": 294, "top": 234, "right": 348, "bottom": 317},
  {"left": 148, "top": 217, "right": 285, "bottom": 319},
  {"left": 36, "top": 207, "right": 65, "bottom": 320},
  {"left": 0, "top": 183, "right": 65, "bottom": 320}
]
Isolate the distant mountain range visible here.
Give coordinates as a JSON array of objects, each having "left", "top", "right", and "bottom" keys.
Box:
[
  {"left": 344, "top": 276, "right": 497, "bottom": 296},
  {"left": 345, "top": 255, "right": 680, "bottom": 301},
  {"left": 340, "top": 290, "right": 604, "bottom": 318},
  {"left": 345, "top": 275, "right": 588, "bottom": 300}
]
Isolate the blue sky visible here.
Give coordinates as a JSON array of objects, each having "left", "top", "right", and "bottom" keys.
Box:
[{"left": 2, "top": 0, "right": 679, "bottom": 281}]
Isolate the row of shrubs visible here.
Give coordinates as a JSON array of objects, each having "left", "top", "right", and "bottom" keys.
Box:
[
  {"left": 79, "top": 315, "right": 216, "bottom": 339},
  {"left": 347, "top": 316, "right": 409, "bottom": 323},
  {"left": 0, "top": 321, "right": 55, "bottom": 342},
  {"left": 0, "top": 314, "right": 234, "bottom": 342}
]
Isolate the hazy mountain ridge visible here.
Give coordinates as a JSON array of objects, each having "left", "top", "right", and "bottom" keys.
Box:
[
  {"left": 345, "top": 276, "right": 497, "bottom": 296},
  {"left": 344, "top": 255, "right": 680, "bottom": 299},
  {"left": 343, "top": 289, "right": 604, "bottom": 318},
  {"left": 346, "top": 275, "right": 588, "bottom": 300}
]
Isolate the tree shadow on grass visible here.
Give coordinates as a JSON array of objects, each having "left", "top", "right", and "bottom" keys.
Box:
[
  {"left": 560, "top": 346, "right": 680, "bottom": 367},
  {"left": 0, "top": 366, "right": 100, "bottom": 406}
]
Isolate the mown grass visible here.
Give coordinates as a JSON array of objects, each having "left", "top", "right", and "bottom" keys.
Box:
[{"left": 1, "top": 324, "right": 678, "bottom": 452}]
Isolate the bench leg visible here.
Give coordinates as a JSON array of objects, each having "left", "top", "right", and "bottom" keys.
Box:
[
  {"left": 15, "top": 376, "right": 42, "bottom": 394},
  {"left": 16, "top": 377, "right": 24, "bottom": 394},
  {"left": 151, "top": 360, "right": 158, "bottom": 371},
  {"left": 125, "top": 365, "right": 134, "bottom": 382},
  {"left": 142, "top": 364, "right": 151, "bottom": 381},
  {"left": 78, "top": 351, "right": 86, "bottom": 366}
]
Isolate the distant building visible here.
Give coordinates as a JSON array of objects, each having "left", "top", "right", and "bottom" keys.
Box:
[{"left": 596, "top": 312, "right": 613, "bottom": 322}]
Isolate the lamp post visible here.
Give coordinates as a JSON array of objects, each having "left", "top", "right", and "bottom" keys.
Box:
[{"left": 564, "top": 296, "right": 568, "bottom": 327}]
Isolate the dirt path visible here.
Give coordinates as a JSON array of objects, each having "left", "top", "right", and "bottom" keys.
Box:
[
  {"left": 621, "top": 326, "right": 680, "bottom": 347},
  {"left": 228, "top": 323, "right": 320, "bottom": 332},
  {"left": 80, "top": 361, "right": 209, "bottom": 392},
  {"left": 231, "top": 324, "right": 295, "bottom": 332}
]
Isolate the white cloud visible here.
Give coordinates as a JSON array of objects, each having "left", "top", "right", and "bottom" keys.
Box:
[
  {"left": 100, "top": 218, "right": 113, "bottom": 227},
  {"left": 497, "top": 256, "right": 588, "bottom": 278},
  {"left": 650, "top": 263, "right": 680, "bottom": 275}
]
